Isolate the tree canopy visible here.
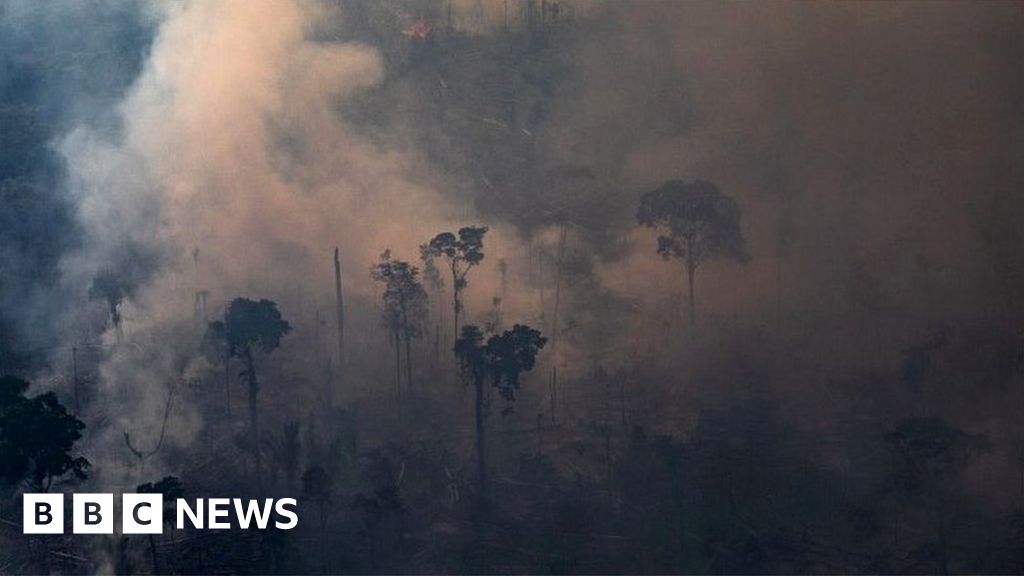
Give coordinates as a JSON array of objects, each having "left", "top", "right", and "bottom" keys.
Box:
[
  {"left": 637, "top": 179, "right": 749, "bottom": 267},
  {"left": 0, "top": 375, "right": 89, "bottom": 491},
  {"left": 219, "top": 298, "right": 292, "bottom": 357},
  {"left": 371, "top": 250, "right": 429, "bottom": 340},
  {"left": 422, "top": 226, "right": 488, "bottom": 297},
  {"left": 456, "top": 324, "right": 547, "bottom": 403}
]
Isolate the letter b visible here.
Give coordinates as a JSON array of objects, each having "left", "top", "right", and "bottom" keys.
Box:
[
  {"left": 73, "top": 494, "right": 113, "bottom": 534},
  {"left": 23, "top": 494, "right": 63, "bottom": 534}
]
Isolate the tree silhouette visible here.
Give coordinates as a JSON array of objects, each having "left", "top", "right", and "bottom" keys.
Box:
[
  {"left": 455, "top": 324, "right": 546, "bottom": 505},
  {"left": 88, "top": 269, "right": 129, "bottom": 344},
  {"left": 422, "top": 226, "right": 488, "bottom": 345},
  {"left": 637, "top": 180, "right": 749, "bottom": 326},
  {"left": 86, "top": 244, "right": 157, "bottom": 345},
  {"left": 371, "top": 250, "right": 429, "bottom": 394},
  {"left": 200, "top": 319, "right": 232, "bottom": 415},
  {"left": 205, "top": 298, "right": 290, "bottom": 490},
  {"left": 419, "top": 243, "right": 445, "bottom": 367},
  {"left": 0, "top": 375, "right": 89, "bottom": 491}
]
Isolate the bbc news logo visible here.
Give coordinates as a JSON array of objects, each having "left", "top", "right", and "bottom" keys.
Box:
[{"left": 23, "top": 494, "right": 298, "bottom": 534}]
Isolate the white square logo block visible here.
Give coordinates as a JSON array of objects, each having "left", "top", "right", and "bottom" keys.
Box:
[
  {"left": 73, "top": 493, "right": 114, "bottom": 534},
  {"left": 23, "top": 493, "right": 64, "bottom": 534},
  {"left": 123, "top": 493, "right": 163, "bottom": 534}
]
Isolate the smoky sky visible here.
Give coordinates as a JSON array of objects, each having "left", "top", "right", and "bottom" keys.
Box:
[
  {"left": 0, "top": 0, "right": 153, "bottom": 361},
  {"left": 0, "top": 0, "right": 1022, "bottom": 482},
  {"left": 550, "top": 1, "right": 1024, "bottom": 322}
]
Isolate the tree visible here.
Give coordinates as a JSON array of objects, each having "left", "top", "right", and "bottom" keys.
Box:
[
  {"left": 0, "top": 375, "right": 89, "bottom": 492},
  {"left": 205, "top": 298, "right": 290, "bottom": 490},
  {"left": 637, "top": 180, "right": 749, "bottom": 326},
  {"left": 89, "top": 269, "right": 129, "bottom": 343},
  {"left": 86, "top": 244, "right": 157, "bottom": 345},
  {"left": 419, "top": 244, "right": 445, "bottom": 366},
  {"left": 372, "top": 250, "right": 429, "bottom": 394},
  {"left": 422, "top": 226, "right": 488, "bottom": 345},
  {"left": 455, "top": 324, "right": 546, "bottom": 505},
  {"left": 200, "top": 319, "right": 232, "bottom": 415}
]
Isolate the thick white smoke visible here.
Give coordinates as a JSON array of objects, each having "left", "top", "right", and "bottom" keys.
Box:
[{"left": 54, "top": 0, "right": 533, "bottom": 488}]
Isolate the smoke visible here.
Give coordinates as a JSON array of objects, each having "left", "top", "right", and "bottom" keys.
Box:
[
  {"left": 0, "top": 0, "right": 152, "bottom": 363},
  {"left": 53, "top": 0, "right": 543, "bottom": 486},
  {"left": 16, "top": 0, "right": 1022, "bottom": 488},
  {"left": 541, "top": 1, "right": 1024, "bottom": 330}
]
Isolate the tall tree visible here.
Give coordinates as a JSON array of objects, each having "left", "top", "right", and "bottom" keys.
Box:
[
  {"left": 637, "top": 180, "right": 749, "bottom": 326},
  {"left": 455, "top": 324, "right": 546, "bottom": 506},
  {"left": 419, "top": 244, "right": 445, "bottom": 367},
  {"left": 422, "top": 226, "right": 488, "bottom": 345},
  {"left": 200, "top": 319, "right": 232, "bottom": 415},
  {"left": 0, "top": 375, "right": 89, "bottom": 492},
  {"left": 372, "top": 251, "right": 428, "bottom": 393},
  {"left": 205, "top": 298, "right": 290, "bottom": 490},
  {"left": 333, "top": 248, "right": 346, "bottom": 404}
]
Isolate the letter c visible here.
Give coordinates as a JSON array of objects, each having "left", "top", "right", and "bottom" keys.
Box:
[{"left": 133, "top": 502, "right": 153, "bottom": 525}]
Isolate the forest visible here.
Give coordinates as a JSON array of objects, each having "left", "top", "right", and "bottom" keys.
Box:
[{"left": 1, "top": 0, "right": 1024, "bottom": 573}]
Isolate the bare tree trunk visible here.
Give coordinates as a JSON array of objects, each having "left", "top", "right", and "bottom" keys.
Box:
[
  {"left": 552, "top": 223, "right": 566, "bottom": 345},
  {"left": 394, "top": 330, "right": 402, "bottom": 398},
  {"left": 604, "top": 377, "right": 612, "bottom": 490},
  {"left": 452, "top": 287, "right": 461, "bottom": 347},
  {"left": 550, "top": 225, "right": 566, "bottom": 420},
  {"left": 245, "top": 348, "right": 262, "bottom": 491},
  {"left": 686, "top": 261, "right": 696, "bottom": 327},
  {"left": 401, "top": 303, "right": 414, "bottom": 392},
  {"left": 404, "top": 330, "right": 414, "bottom": 394},
  {"left": 475, "top": 374, "right": 487, "bottom": 507},
  {"left": 72, "top": 347, "right": 79, "bottom": 413},
  {"left": 538, "top": 251, "right": 545, "bottom": 321},
  {"left": 224, "top": 352, "right": 231, "bottom": 417},
  {"left": 334, "top": 248, "right": 346, "bottom": 405}
]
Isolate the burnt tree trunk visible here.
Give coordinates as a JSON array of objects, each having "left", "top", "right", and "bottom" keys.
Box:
[
  {"left": 400, "top": 300, "right": 413, "bottom": 393},
  {"left": 394, "top": 329, "right": 402, "bottom": 398},
  {"left": 224, "top": 352, "right": 232, "bottom": 417},
  {"left": 686, "top": 258, "right": 696, "bottom": 327},
  {"left": 451, "top": 263, "right": 461, "bottom": 348},
  {"left": 405, "top": 331, "right": 414, "bottom": 394},
  {"left": 474, "top": 373, "right": 487, "bottom": 508},
  {"left": 334, "top": 248, "right": 346, "bottom": 404},
  {"left": 244, "top": 347, "right": 262, "bottom": 491}
]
